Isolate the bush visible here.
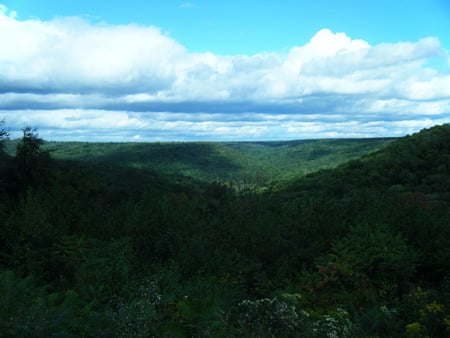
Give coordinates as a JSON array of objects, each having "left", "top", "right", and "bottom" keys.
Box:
[{"left": 0, "top": 270, "right": 111, "bottom": 337}]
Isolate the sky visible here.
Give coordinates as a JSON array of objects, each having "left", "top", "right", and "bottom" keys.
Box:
[{"left": 0, "top": 1, "right": 449, "bottom": 141}]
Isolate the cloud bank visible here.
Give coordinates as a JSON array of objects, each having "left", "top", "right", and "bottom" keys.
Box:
[{"left": 0, "top": 5, "right": 449, "bottom": 141}]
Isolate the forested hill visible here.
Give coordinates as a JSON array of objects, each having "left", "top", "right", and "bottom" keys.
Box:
[
  {"left": 33, "top": 137, "right": 394, "bottom": 186},
  {"left": 1, "top": 123, "right": 449, "bottom": 337},
  {"left": 285, "top": 123, "right": 450, "bottom": 202}
]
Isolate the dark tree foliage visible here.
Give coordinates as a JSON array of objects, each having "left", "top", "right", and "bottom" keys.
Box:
[
  {"left": 0, "top": 124, "right": 449, "bottom": 337},
  {"left": 16, "top": 127, "right": 48, "bottom": 162},
  {"left": 0, "top": 119, "right": 9, "bottom": 155},
  {"left": 0, "top": 119, "right": 11, "bottom": 216},
  {"left": 13, "top": 127, "right": 51, "bottom": 193}
]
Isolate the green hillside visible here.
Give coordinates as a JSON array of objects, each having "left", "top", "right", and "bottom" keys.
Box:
[
  {"left": 224, "top": 138, "right": 394, "bottom": 183},
  {"left": 1, "top": 123, "right": 449, "bottom": 337},
  {"left": 285, "top": 123, "right": 450, "bottom": 201},
  {"left": 39, "top": 137, "right": 394, "bottom": 187}
]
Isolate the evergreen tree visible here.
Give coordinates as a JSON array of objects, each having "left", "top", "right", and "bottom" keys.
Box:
[
  {"left": 0, "top": 119, "right": 11, "bottom": 199},
  {"left": 16, "top": 127, "right": 46, "bottom": 161},
  {"left": 14, "top": 127, "right": 51, "bottom": 193},
  {"left": 0, "top": 119, "right": 8, "bottom": 155}
]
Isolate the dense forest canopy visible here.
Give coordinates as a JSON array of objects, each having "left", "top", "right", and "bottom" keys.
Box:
[
  {"left": 4, "top": 134, "right": 395, "bottom": 188},
  {"left": 0, "top": 123, "right": 449, "bottom": 337}
]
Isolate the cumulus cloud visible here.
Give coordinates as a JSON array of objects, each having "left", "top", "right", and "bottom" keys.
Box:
[{"left": 0, "top": 5, "right": 449, "bottom": 141}]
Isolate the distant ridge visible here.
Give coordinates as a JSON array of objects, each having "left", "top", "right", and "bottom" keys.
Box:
[
  {"left": 26, "top": 137, "right": 396, "bottom": 187},
  {"left": 286, "top": 123, "right": 450, "bottom": 201}
]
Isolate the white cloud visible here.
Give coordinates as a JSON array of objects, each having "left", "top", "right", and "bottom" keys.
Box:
[
  {"left": 401, "top": 75, "right": 450, "bottom": 100},
  {"left": 0, "top": 12, "right": 186, "bottom": 92},
  {"left": 179, "top": 2, "right": 196, "bottom": 9},
  {"left": 0, "top": 4, "right": 16, "bottom": 18},
  {"left": 0, "top": 6, "right": 449, "bottom": 140}
]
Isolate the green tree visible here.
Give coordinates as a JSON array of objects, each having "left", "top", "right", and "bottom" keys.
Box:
[
  {"left": 0, "top": 119, "right": 11, "bottom": 218},
  {"left": 326, "top": 224, "right": 418, "bottom": 298},
  {"left": 14, "top": 127, "right": 51, "bottom": 191},
  {"left": 16, "top": 127, "right": 47, "bottom": 161},
  {"left": 0, "top": 270, "right": 112, "bottom": 337},
  {"left": 0, "top": 119, "right": 9, "bottom": 155}
]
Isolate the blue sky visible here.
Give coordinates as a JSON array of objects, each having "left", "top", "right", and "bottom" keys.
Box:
[
  {"left": 0, "top": 1, "right": 449, "bottom": 141},
  {"left": 4, "top": 0, "right": 450, "bottom": 54}
]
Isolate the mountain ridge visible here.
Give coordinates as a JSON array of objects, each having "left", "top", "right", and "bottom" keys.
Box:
[{"left": 26, "top": 137, "right": 396, "bottom": 186}]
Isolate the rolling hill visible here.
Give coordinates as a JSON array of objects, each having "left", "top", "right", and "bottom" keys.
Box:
[
  {"left": 1, "top": 123, "right": 449, "bottom": 337},
  {"left": 34, "top": 137, "right": 395, "bottom": 187},
  {"left": 285, "top": 123, "right": 450, "bottom": 201}
]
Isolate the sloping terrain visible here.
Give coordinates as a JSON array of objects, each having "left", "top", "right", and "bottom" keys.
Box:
[
  {"left": 39, "top": 137, "right": 394, "bottom": 186},
  {"left": 1, "top": 123, "right": 449, "bottom": 337},
  {"left": 285, "top": 123, "right": 450, "bottom": 202},
  {"left": 224, "top": 138, "right": 394, "bottom": 182}
]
